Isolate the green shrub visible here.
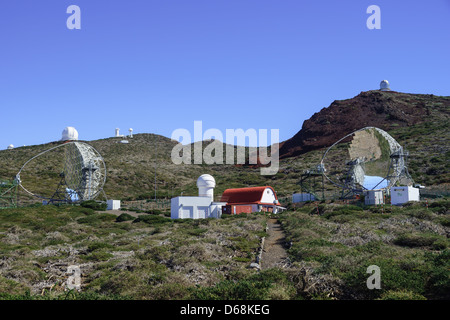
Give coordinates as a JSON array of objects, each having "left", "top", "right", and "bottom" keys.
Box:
[
  {"left": 77, "top": 213, "right": 117, "bottom": 224},
  {"left": 345, "top": 258, "right": 429, "bottom": 299},
  {"left": 80, "top": 200, "right": 107, "bottom": 211},
  {"left": 133, "top": 215, "right": 172, "bottom": 226},
  {"left": 87, "top": 242, "right": 114, "bottom": 252},
  {"left": 426, "top": 250, "right": 450, "bottom": 298},
  {"left": 186, "top": 227, "right": 208, "bottom": 236},
  {"left": 229, "top": 236, "right": 259, "bottom": 251},
  {"left": 322, "top": 205, "right": 363, "bottom": 219},
  {"left": 145, "top": 209, "right": 164, "bottom": 215},
  {"left": 189, "top": 269, "right": 291, "bottom": 300},
  {"left": 394, "top": 233, "right": 444, "bottom": 248},
  {"left": 78, "top": 207, "right": 96, "bottom": 215},
  {"left": 151, "top": 283, "right": 191, "bottom": 300},
  {"left": 116, "top": 213, "right": 134, "bottom": 222},
  {"left": 379, "top": 290, "right": 426, "bottom": 300},
  {"left": 82, "top": 251, "right": 113, "bottom": 262},
  {"left": 437, "top": 216, "right": 450, "bottom": 227},
  {"left": 429, "top": 199, "right": 450, "bottom": 214}
]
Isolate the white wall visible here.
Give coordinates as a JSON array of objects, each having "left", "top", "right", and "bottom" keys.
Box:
[
  {"left": 171, "top": 197, "right": 225, "bottom": 219},
  {"left": 260, "top": 187, "right": 276, "bottom": 204},
  {"left": 391, "top": 186, "right": 420, "bottom": 205},
  {"left": 210, "top": 202, "right": 227, "bottom": 219},
  {"left": 107, "top": 200, "right": 121, "bottom": 210}
]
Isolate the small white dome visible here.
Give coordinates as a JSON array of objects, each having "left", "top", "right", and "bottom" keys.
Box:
[
  {"left": 7, "top": 144, "right": 14, "bottom": 150},
  {"left": 197, "top": 174, "right": 216, "bottom": 188},
  {"left": 380, "top": 80, "right": 390, "bottom": 91},
  {"left": 61, "top": 127, "right": 79, "bottom": 141}
]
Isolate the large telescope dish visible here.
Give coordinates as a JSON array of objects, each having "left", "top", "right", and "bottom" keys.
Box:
[
  {"left": 17, "top": 141, "right": 106, "bottom": 203},
  {"left": 320, "top": 127, "right": 412, "bottom": 193}
]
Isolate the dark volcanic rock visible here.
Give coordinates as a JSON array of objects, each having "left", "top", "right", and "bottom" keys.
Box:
[{"left": 279, "top": 90, "right": 449, "bottom": 159}]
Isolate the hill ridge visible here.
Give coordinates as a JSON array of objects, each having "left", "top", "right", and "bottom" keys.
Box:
[{"left": 279, "top": 90, "right": 450, "bottom": 159}]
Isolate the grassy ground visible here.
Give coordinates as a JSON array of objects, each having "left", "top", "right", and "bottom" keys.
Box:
[
  {"left": 279, "top": 199, "right": 450, "bottom": 300},
  {"left": 0, "top": 204, "right": 268, "bottom": 300},
  {"left": 0, "top": 199, "right": 448, "bottom": 300}
]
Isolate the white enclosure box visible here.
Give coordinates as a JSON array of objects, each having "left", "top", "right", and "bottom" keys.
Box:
[
  {"left": 171, "top": 197, "right": 225, "bottom": 219},
  {"left": 364, "top": 189, "right": 384, "bottom": 205},
  {"left": 107, "top": 200, "right": 121, "bottom": 210},
  {"left": 390, "top": 186, "right": 420, "bottom": 205},
  {"left": 292, "top": 193, "right": 316, "bottom": 203}
]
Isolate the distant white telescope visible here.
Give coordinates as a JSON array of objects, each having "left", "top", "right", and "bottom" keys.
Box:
[
  {"left": 380, "top": 80, "right": 391, "bottom": 91},
  {"left": 129, "top": 128, "right": 133, "bottom": 138},
  {"left": 61, "top": 127, "right": 79, "bottom": 141},
  {"left": 7, "top": 144, "right": 14, "bottom": 150}
]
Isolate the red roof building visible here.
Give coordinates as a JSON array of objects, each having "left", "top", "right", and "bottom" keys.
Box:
[{"left": 220, "top": 186, "right": 285, "bottom": 215}]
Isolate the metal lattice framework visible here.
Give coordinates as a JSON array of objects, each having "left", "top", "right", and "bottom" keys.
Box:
[
  {"left": 17, "top": 141, "right": 106, "bottom": 203},
  {"left": 320, "top": 127, "right": 413, "bottom": 194},
  {"left": 64, "top": 142, "right": 106, "bottom": 201},
  {"left": 0, "top": 179, "right": 18, "bottom": 208}
]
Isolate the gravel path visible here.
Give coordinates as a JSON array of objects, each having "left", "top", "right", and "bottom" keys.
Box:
[{"left": 260, "top": 218, "right": 289, "bottom": 270}]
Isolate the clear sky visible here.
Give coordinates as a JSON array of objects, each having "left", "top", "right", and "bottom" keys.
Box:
[{"left": 1, "top": 0, "right": 449, "bottom": 149}]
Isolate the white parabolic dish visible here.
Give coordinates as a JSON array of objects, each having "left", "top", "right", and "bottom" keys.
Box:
[
  {"left": 17, "top": 141, "right": 106, "bottom": 202},
  {"left": 320, "top": 127, "right": 411, "bottom": 192}
]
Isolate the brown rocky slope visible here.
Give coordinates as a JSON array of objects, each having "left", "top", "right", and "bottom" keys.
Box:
[{"left": 279, "top": 90, "right": 450, "bottom": 159}]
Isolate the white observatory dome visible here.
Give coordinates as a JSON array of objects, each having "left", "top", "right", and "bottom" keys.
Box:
[
  {"left": 380, "top": 80, "right": 390, "bottom": 91},
  {"left": 61, "top": 127, "right": 79, "bottom": 141},
  {"left": 7, "top": 144, "right": 14, "bottom": 150},
  {"left": 197, "top": 174, "right": 216, "bottom": 188},
  {"left": 197, "top": 174, "right": 216, "bottom": 201}
]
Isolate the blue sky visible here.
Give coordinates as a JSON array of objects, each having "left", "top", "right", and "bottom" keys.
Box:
[{"left": 1, "top": 0, "right": 449, "bottom": 149}]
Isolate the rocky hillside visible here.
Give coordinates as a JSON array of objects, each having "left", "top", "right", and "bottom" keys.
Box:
[
  {"left": 279, "top": 90, "right": 450, "bottom": 159},
  {"left": 1, "top": 90, "right": 448, "bottom": 204}
]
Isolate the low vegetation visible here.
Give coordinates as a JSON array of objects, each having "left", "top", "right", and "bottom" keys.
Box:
[
  {"left": 0, "top": 199, "right": 448, "bottom": 300},
  {"left": 279, "top": 199, "right": 449, "bottom": 300},
  {"left": 0, "top": 204, "right": 268, "bottom": 300},
  {"left": 0, "top": 92, "right": 448, "bottom": 300}
]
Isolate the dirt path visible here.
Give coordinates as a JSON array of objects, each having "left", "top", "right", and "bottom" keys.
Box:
[{"left": 260, "top": 218, "right": 289, "bottom": 270}]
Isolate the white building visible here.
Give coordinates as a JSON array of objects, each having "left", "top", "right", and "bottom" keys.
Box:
[
  {"left": 171, "top": 174, "right": 226, "bottom": 219},
  {"left": 61, "top": 127, "right": 79, "bottom": 141},
  {"left": 7, "top": 144, "right": 14, "bottom": 150},
  {"left": 107, "top": 200, "right": 121, "bottom": 210},
  {"left": 115, "top": 128, "right": 125, "bottom": 138},
  {"left": 391, "top": 186, "right": 420, "bottom": 205},
  {"left": 220, "top": 186, "right": 285, "bottom": 214}
]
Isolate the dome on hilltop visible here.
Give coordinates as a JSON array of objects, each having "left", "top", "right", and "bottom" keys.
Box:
[
  {"left": 61, "top": 127, "right": 79, "bottom": 141},
  {"left": 380, "top": 80, "right": 390, "bottom": 91}
]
